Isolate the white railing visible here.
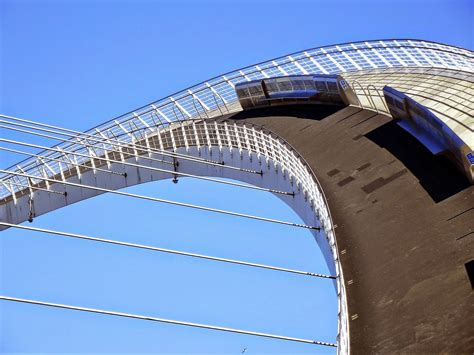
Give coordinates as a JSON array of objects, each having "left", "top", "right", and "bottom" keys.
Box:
[
  {"left": 0, "top": 120, "right": 351, "bottom": 353},
  {"left": 2, "top": 39, "right": 473, "bottom": 197},
  {"left": 5, "top": 38, "right": 471, "bottom": 352}
]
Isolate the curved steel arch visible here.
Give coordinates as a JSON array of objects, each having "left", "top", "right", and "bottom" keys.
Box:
[
  {"left": 0, "top": 119, "right": 350, "bottom": 353},
  {"left": 1, "top": 38, "right": 474, "bottom": 353},
  {"left": 1, "top": 39, "right": 473, "bottom": 196}
]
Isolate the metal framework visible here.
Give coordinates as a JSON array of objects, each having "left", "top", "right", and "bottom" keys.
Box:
[
  {"left": 2, "top": 39, "right": 473, "bottom": 199},
  {"left": 1, "top": 39, "right": 473, "bottom": 354},
  {"left": 0, "top": 116, "right": 349, "bottom": 352}
]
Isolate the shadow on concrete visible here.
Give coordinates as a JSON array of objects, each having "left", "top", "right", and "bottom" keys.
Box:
[
  {"left": 365, "top": 120, "right": 470, "bottom": 203},
  {"left": 229, "top": 104, "right": 343, "bottom": 121}
]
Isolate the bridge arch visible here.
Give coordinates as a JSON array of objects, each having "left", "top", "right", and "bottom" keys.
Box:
[
  {"left": 3, "top": 38, "right": 472, "bottom": 353},
  {"left": 0, "top": 118, "right": 349, "bottom": 353}
]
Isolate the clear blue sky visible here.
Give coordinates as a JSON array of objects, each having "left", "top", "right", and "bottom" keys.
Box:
[{"left": 0, "top": 0, "right": 472, "bottom": 354}]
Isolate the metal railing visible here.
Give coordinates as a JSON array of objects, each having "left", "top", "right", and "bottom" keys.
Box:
[
  {"left": 1, "top": 39, "right": 473, "bottom": 198},
  {"left": 0, "top": 118, "right": 351, "bottom": 354},
  {"left": 4, "top": 38, "right": 470, "bottom": 353}
]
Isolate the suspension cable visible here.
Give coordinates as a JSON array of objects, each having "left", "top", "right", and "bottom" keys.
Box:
[
  {"left": 0, "top": 142, "right": 293, "bottom": 196},
  {"left": 0, "top": 296, "right": 337, "bottom": 347},
  {"left": 0, "top": 169, "right": 320, "bottom": 230},
  {"left": 0, "top": 146, "right": 126, "bottom": 177},
  {"left": 0, "top": 113, "right": 222, "bottom": 165},
  {"left": 0, "top": 222, "right": 334, "bottom": 279},
  {"left": 0, "top": 122, "right": 171, "bottom": 168},
  {"left": 0, "top": 115, "right": 261, "bottom": 175},
  {"left": 1, "top": 181, "right": 65, "bottom": 196}
]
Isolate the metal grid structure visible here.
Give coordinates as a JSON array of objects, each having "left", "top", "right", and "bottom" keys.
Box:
[
  {"left": 0, "top": 119, "right": 349, "bottom": 353},
  {"left": 2, "top": 38, "right": 474, "bottom": 198},
  {"left": 1, "top": 38, "right": 473, "bottom": 353}
]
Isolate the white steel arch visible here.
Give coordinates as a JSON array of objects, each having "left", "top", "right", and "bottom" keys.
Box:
[
  {"left": 2, "top": 38, "right": 473, "bottom": 353},
  {"left": 2, "top": 39, "right": 473, "bottom": 201},
  {"left": 0, "top": 119, "right": 349, "bottom": 353},
  {"left": 2, "top": 39, "right": 472, "bottom": 202}
]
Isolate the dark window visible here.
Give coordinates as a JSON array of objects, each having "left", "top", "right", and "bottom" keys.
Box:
[
  {"left": 304, "top": 80, "right": 315, "bottom": 90},
  {"left": 327, "top": 81, "right": 339, "bottom": 93},
  {"left": 465, "top": 260, "right": 474, "bottom": 289},
  {"left": 291, "top": 79, "right": 305, "bottom": 91},
  {"left": 248, "top": 85, "right": 263, "bottom": 96},
  {"left": 265, "top": 81, "right": 278, "bottom": 92},
  {"left": 277, "top": 80, "right": 292, "bottom": 91},
  {"left": 315, "top": 81, "right": 327, "bottom": 92},
  {"left": 236, "top": 88, "right": 249, "bottom": 98}
]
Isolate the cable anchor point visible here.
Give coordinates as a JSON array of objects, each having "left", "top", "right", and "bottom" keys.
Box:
[{"left": 172, "top": 157, "right": 179, "bottom": 184}]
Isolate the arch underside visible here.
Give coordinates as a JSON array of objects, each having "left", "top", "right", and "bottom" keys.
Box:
[{"left": 0, "top": 119, "right": 350, "bottom": 354}]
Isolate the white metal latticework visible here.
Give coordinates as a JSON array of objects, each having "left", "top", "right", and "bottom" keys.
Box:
[
  {"left": 2, "top": 39, "right": 473, "bottom": 199},
  {"left": 1, "top": 39, "right": 473, "bottom": 354}
]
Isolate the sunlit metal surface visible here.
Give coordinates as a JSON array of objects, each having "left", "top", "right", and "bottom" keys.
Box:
[
  {"left": 1, "top": 38, "right": 473, "bottom": 354},
  {"left": 0, "top": 117, "right": 350, "bottom": 353},
  {"left": 1, "top": 39, "right": 472, "bottom": 198},
  {"left": 344, "top": 67, "right": 473, "bottom": 148}
]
